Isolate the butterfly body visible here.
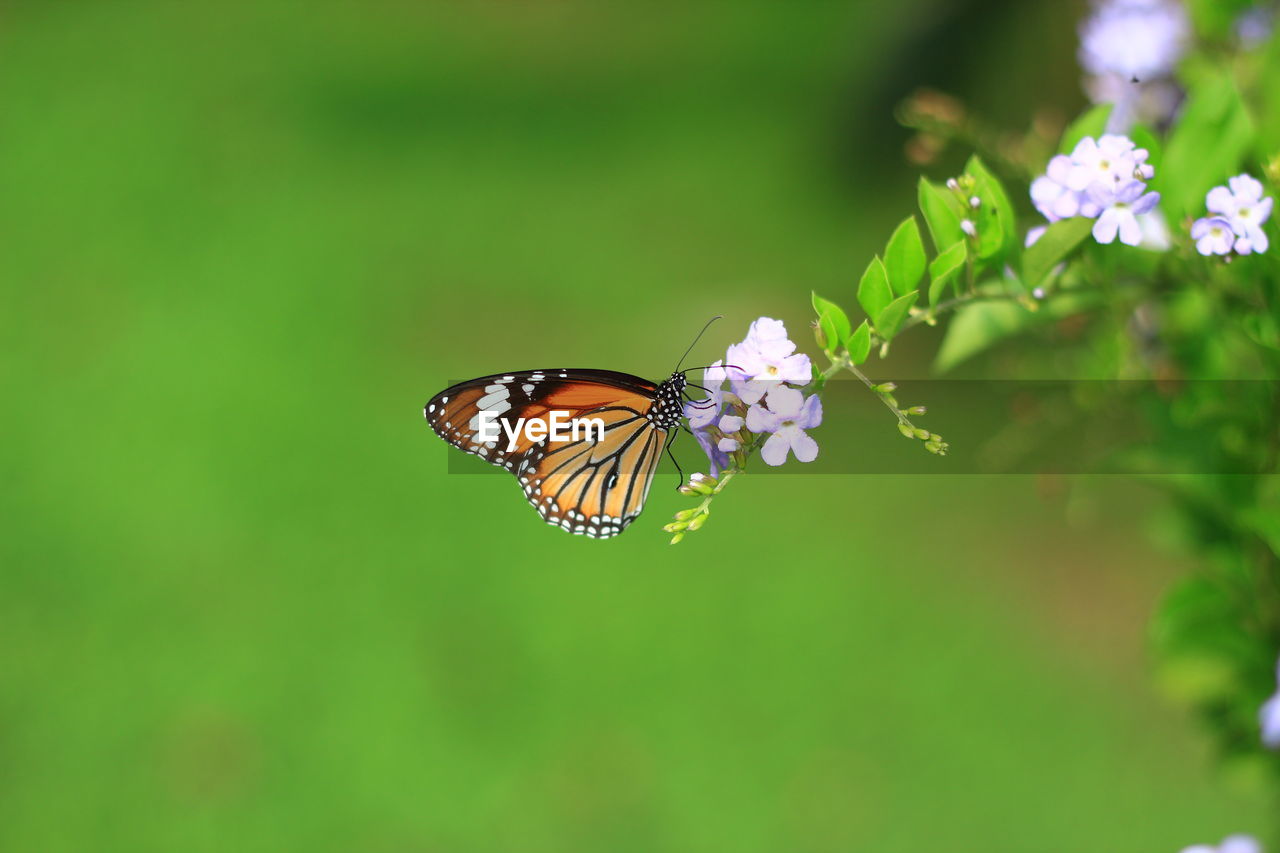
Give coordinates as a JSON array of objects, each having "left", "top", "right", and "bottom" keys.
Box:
[{"left": 424, "top": 369, "right": 687, "bottom": 538}]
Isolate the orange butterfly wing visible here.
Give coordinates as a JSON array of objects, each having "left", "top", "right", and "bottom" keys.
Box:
[{"left": 425, "top": 370, "right": 671, "bottom": 538}]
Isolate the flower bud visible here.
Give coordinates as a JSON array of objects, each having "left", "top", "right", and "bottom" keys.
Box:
[
  {"left": 663, "top": 520, "right": 689, "bottom": 533},
  {"left": 898, "top": 422, "right": 915, "bottom": 439},
  {"left": 813, "top": 321, "right": 829, "bottom": 351},
  {"left": 687, "top": 511, "right": 708, "bottom": 531},
  {"left": 873, "top": 382, "right": 897, "bottom": 394},
  {"left": 913, "top": 427, "right": 930, "bottom": 440},
  {"left": 674, "top": 508, "right": 698, "bottom": 522},
  {"left": 907, "top": 406, "right": 927, "bottom": 415},
  {"left": 669, "top": 531, "right": 686, "bottom": 544},
  {"left": 969, "top": 196, "right": 981, "bottom": 209},
  {"left": 960, "top": 219, "right": 977, "bottom": 237}
]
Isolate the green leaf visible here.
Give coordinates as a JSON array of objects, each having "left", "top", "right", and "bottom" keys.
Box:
[
  {"left": 847, "top": 319, "right": 871, "bottom": 365},
  {"left": 1020, "top": 217, "right": 1093, "bottom": 290},
  {"left": 811, "top": 291, "right": 852, "bottom": 350},
  {"left": 927, "top": 240, "right": 967, "bottom": 307},
  {"left": 883, "top": 216, "right": 926, "bottom": 297},
  {"left": 875, "top": 291, "right": 919, "bottom": 341},
  {"left": 1157, "top": 71, "right": 1254, "bottom": 220},
  {"left": 964, "top": 156, "right": 1016, "bottom": 263},
  {"left": 917, "top": 177, "right": 965, "bottom": 253},
  {"left": 934, "top": 299, "right": 1031, "bottom": 373},
  {"left": 857, "top": 256, "right": 893, "bottom": 323},
  {"left": 1186, "top": 0, "right": 1255, "bottom": 41},
  {"left": 1058, "top": 104, "right": 1113, "bottom": 154}
]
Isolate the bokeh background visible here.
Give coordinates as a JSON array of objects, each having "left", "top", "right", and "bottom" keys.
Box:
[{"left": 1, "top": 1, "right": 1271, "bottom": 850}]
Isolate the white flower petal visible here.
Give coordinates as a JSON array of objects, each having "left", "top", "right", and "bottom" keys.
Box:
[
  {"left": 764, "top": 386, "right": 805, "bottom": 418},
  {"left": 1117, "top": 211, "right": 1143, "bottom": 246},
  {"left": 759, "top": 432, "right": 790, "bottom": 466},
  {"left": 1206, "top": 185, "right": 1236, "bottom": 216},
  {"left": 1093, "top": 210, "right": 1121, "bottom": 244},
  {"left": 791, "top": 431, "right": 819, "bottom": 463}
]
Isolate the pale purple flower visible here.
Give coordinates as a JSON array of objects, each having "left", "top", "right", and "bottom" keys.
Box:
[
  {"left": 690, "top": 427, "right": 730, "bottom": 478},
  {"left": 1079, "top": 0, "right": 1188, "bottom": 81},
  {"left": 1088, "top": 179, "right": 1160, "bottom": 246},
  {"left": 745, "top": 386, "right": 822, "bottom": 466},
  {"left": 1028, "top": 135, "right": 1157, "bottom": 244},
  {"left": 1262, "top": 656, "right": 1280, "bottom": 749},
  {"left": 726, "top": 317, "right": 811, "bottom": 405},
  {"left": 1066, "top": 135, "right": 1153, "bottom": 191},
  {"left": 741, "top": 317, "right": 793, "bottom": 354},
  {"left": 683, "top": 362, "right": 727, "bottom": 429},
  {"left": 716, "top": 414, "right": 743, "bottom": 453},
  {"left": 1180, "top": 835, "right": 1264, "bottom": 853},
  {"left": 1025, "top": 225, "right": 1048, "bottom": 248},
  {"left": 1191, "top": 217, "right": 1235, "bottom": 256},
  {"left": 1078, "top": 0, "right": 1187, "bottom": 130},
  {"left": 1237, "top": 6, "right": 1274, "bottom": 49},
  {"left": 1206, "top": 174, "right": 1272, "bottom": 254}
]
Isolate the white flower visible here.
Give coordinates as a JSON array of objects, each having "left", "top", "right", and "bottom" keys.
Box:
[
  {"left": 1206, "top": 174, "right": 1273, "bottom": 255},
  {"left": 1088, "top": 179, "right": 1161, "bottom": 246}
]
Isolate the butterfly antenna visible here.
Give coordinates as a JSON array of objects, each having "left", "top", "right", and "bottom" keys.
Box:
[
  {"left": 681, "top": 363, "right": 744, "bottom": 375},
  {"left": 674, "top": 315, "right": 723, "bottom": 373}
]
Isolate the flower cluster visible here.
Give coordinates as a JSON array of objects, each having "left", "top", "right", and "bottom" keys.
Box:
[
  {"left": 1262, "top": 654, "right": 1280, "bottom": 749},
  {"left": 1078, "top": 0, "right": 1187, "bottom": 128},
  {"left": 1191, "top": 174, "right": 1273, "bottom": 257},
  {"left": 683, "top": 317, "right": 822, "bottom": 477},
  {"left": 1028, "top": 134, "right": 1161, "bottom": 248},
  {"left": 1180, "top": 835, "right": 1263, "bottom": 853}
]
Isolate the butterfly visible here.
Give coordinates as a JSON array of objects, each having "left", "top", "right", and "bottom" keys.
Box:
[{"left": 423, "top": 322, "right": 721, "bottom": 539}]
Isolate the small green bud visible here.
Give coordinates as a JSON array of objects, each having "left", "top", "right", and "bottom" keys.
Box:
[
  {"left": 813, "top": 321, "right": 829, "bottom": 351},
  {"left": 674, "top": 508, "right": 698, "bottom": 522},
  {"left": 670, "top": 531, "right": 686, "bottom": 545},
  {"left": 913, "top": 427, "right": 930, "bottom": 440},
  {"left": 663, "top": 520, "right": 689, "bottom": 533},
  {"left": 684, "top": 473, "right": 717, "bottom": 495},
  {"left": 907, "top": 406, "right": 927, "bottom": 415},
  {"left": 898, "top": 422, "right": 915, "bottom": 439},
  {"left": 687, "top": 512, "right": 708, "bottom": 531},
  {"left": 874, "top": 382, "right": 898, "bottom": 394}
]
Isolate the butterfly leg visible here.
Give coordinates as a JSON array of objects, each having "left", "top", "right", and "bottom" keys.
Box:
[{"left": 663, "top": 429, "right": 684, "bottom": 489}]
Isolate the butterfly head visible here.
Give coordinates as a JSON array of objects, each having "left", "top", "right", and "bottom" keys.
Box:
[{"left": 647, "top": 372, "right": 687, "bottom": 431}]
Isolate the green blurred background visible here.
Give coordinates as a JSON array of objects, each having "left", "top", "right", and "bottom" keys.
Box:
[{"left": 1, "top": 1, "right": 1270, "bottom": 850}]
